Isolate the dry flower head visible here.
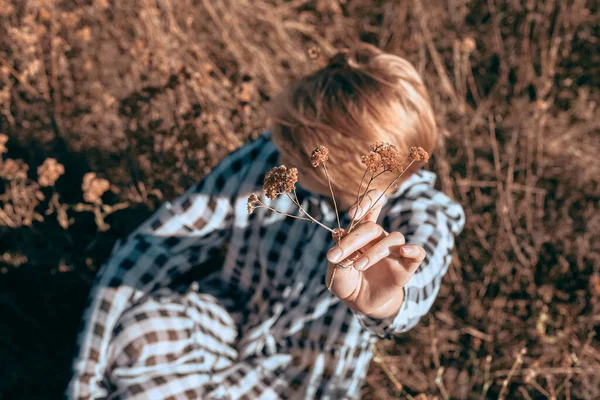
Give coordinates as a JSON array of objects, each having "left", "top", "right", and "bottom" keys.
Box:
[
  {"left": 1, "top": 159, "right": 29, "bottom": 180},
  {"left": 361, "top": 151, "right": 382, "bottom": 173},
  {"left": 311, "top": 145, "right": 330, "bottom": 167},
  {"left": 361, "top": 141, "right": 403, "bottom": 174},
  {"left": 409, "top": 146, "right": 430, "bottom": 163},
  {"left": 461, "top": 37, "right": 476, "bottom": 53},
  {"left": 590, "top": 274, "right": 600, "bottom": 297},
  {"left": 0, "top": 133, "right": 8, "bottom": 154},
  {"left": 247, "top": 193, "right": 260, "bottom": 214},
  {"left": 37, "top": 158, "right": 65, "bottom": 187},
  {"left": 307, "top": 45, "right": 321, "bottom": 60},
  {"left": 262, "top": 165, "right": 298, "bottom": 200},
  {"left": 82, "top": 172, "right": 110, "bottom": 203}
]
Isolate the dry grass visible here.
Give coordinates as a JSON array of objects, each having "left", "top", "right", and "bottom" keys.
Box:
[{"left": 0, "top": 0, "right": 599, "bottom": 398}]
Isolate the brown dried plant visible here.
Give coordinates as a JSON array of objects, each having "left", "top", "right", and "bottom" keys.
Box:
[
  {"left": 247, "top": 143, "right": 429, "bottom": 289},
  {"left": 0, "top": 132, "right": 125, "bottom": 231},
  {"left": 81, "top": 172, "right": 110, "bottom": 204},
  {"left": 2, "top": 1, "right": 599, "bottom": 396},
  {"left": 0, "top": 133, "right": 7, "bottom": 154},
  {"left": 0, "top": 136, "right": 44, "bottom": 227},
  {"left": 307, "top": 45, "right": 322, "bottom": 61},
  {"left": 37, "top": 158, "right": 65, "bottom": 188},
  {"left": 75, "top": 172, "right": 128, "bottom": 231}
]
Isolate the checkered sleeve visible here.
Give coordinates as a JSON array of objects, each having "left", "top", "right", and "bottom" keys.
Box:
[
  {"left": 67, "top": 139, "right": 263, "bottom": 400},
  {"left": 352, "top": 176, "right": 465, "bottom": 338}
]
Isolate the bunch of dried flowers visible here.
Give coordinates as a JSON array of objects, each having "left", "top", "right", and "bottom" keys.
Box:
[
  {"left": 247, "top": 142, "right": 429, "bottom": 289},
  {"left": 37, "top": 158, "right": 65, "bottom": 187}
]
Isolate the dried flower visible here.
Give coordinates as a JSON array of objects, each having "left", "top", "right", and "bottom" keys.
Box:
[
  {"left": 235, "top": 82, "right": 253, "bottom": 103},
  {"left": 311, "top": 145, "right": 330, "bottom": 167},
  {"left": 374, "top": 142, "right": 403, "bottom": 173},
  {"left": 263, "top": 165, "right": 298, "bottom": 200},
  {"left": 0, "top": 133, "right": 7, "bottom": 154},
  {"left": 409, "top": 146, "right": 430, "bottom": 163},
  {"left": 361, "top": 151, "right": 382, "bottom": 172},
  {"left": 253, "top": 141, "right": 434, "bottom": 292},
  {"left": 82, "top": 172, "right": 110, "bottom": 203},
  {"left": 362, "top": 142, "right": 403, "bottom": 173},
  {"left": 247, "top": 193, "right": 260, "bottom": 214},
  {"left": 37, "top": 158, "right": 65, "bottom": 187},
  {"left": 307, "top": 45, "right": 321, "bottom": 60},
  {"left": 461, "top": 37, "right": 476, "bottom": 53},
  {"left": 1, "top": 158, "right": 29, "bottom": 180},
  {"left": 523, "top": 368, "right": 537, "bottom": 384},
  {"left": 590, "top": 274, "right": 600, "bottom": 297}
]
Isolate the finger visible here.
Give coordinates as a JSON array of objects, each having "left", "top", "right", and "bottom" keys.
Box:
[
  {"left": 352, "top": 231, "right": 405, "bottom": 271},
  {"left": 348, "top": 189, "right": 387, "bottom": 224},
  {"left": 326, "top": 222, "right": 385, "bottom": 264},
  {"left": 325, "top": 262, "right": 362, "bottom": 302},
  {"left": 398, "top": 244, "right": 427, "bottom": 274}
]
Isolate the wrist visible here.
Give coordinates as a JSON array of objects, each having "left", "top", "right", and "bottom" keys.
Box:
[{"left": 366, "top": 286, "right": 405, "bottom": 319}]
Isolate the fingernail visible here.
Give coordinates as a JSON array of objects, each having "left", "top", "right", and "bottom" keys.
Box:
[
  {"left": 354, "top": 257, "right": 368, "bottom": 271},
  {"left": 401, "top": 246, "right": 415, "bottom": 257},
  {"left": 328, "top": 247, "right": 343, "bottom": 262}
]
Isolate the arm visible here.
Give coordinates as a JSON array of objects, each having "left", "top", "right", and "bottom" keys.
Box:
[
  {"left": 326, "top": 172, "right": 465, "bottom": 339},
  {"left": 67, "top": 137, "right": 267, "bottom": 399},
  {"left": 352, "top": 190, "right": 465, "bottom": 338}
]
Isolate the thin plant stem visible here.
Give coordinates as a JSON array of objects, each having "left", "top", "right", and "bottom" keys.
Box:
[
  {"left": 257, "top": 201, "right": 313, "bottom": 222},
  {"left": 349, "top": 169, "right": 368, "bottom": 232},
  {"left": 480, "top": 355, "right": 492, "bottom": 400},
  {"left": 322, "top": 163, "right": 341, "bottom": 230},
  {"left": 435, "top": 367, "right": 450, "bottom": 400},
  {"left": 349, "top": 171, "right": 375, "bottom": 232},
  {"left": 555, "top": 331, "right": 594, "bottom": 396},
  {"left": 371, "top": 169, "right": 389, "bottom": 180},
  {"left": 348, "top": 160, "right": 416, "bottom": 232},
  {"left": 498, "top": 348, "right": 526, "bottom": 400},
  {"left": 373, "top": 344, "right": 404, "bottom": 393},
  {"left": 327, "top": 267, "right": 336, "bottom": 291},
  {"left": 287, "top": 190, "right": 334, "bottom": 233},
  {"left": 529, "top": 379, "right": 551, "bottom": 398},
  {"left": 348, "top": 169, "right": 389, "bottom": 232}
]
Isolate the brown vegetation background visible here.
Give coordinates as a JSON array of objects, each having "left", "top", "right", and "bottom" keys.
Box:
[{"left": 1, "top": 0, "right": 599, "bottom": 399}]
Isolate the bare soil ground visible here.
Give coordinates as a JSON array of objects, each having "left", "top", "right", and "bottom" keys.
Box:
[{"left": 0, "top": 0, "right": 599, "bottom": 399}]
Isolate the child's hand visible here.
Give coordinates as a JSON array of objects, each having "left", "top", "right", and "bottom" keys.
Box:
[{"left": 326, "top": 189, "right": 426, "bottom": 319}]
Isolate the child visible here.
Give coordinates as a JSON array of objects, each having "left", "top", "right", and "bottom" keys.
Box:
[{"left": 68, "top": 43, "right": 465, "bottom": 399}]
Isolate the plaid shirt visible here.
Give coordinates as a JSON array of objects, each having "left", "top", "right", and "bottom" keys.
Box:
[{"left": 68, "top": 132, "right": 465, "bottom": 399}]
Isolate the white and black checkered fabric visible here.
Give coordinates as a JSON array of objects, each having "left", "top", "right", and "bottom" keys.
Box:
[{"left": 67, "top": 132, "right": 465, "bottom": 399}]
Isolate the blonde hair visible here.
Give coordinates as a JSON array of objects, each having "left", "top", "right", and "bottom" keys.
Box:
[{"left": 268, "top": 43, "right": 436, "bottom": 197}]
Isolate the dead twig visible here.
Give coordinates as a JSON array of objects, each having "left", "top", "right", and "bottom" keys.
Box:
[
  {"left": 498, "top": 348, "right": 527, "bottom": 400},
  {"left": 0, "top": 56, "right": 50, "bottom": 101},
  {"left": 373, "top": 344, "right": 404, "bottom": 394},
  {"left": 412, "top": 0, "right": 460, "bottom": 106}
]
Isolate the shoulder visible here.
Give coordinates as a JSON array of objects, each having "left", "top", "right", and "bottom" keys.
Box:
[
  {"left": 195, "top": 131, "right": 279, "bottom": 193},
  {"left": 209, "top": 131, "right": 277, "bottom": 177},
  {"left": 385, "top": 170, "right": 465, "bottom": 235}
]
